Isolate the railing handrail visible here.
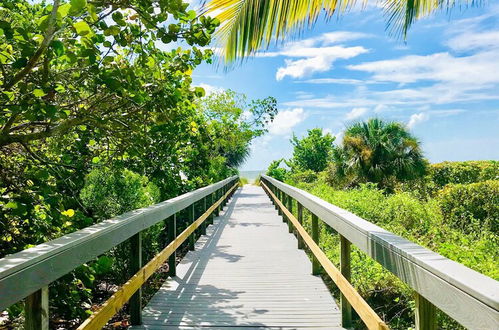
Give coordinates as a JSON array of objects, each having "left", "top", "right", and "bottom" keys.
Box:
[
  {"left": 261, "top": 175, "right": 499, "bottom": 329},
  {"left": 0, "top": 175, "right": 238, "bottom": 311}
]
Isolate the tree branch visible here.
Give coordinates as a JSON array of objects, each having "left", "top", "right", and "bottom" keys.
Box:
[{"left": 3, "top": 0, "right": 60, "bottom": 91}]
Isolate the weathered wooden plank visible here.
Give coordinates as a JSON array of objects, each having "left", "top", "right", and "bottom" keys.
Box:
[
  {"left": 137, "top": 185, "right": 342, "bottom": 329},
  {"left": 262, "top": 175, "right": 499, "bottom": 329},
  {"left": 0, "top": 176, "right": 238, "bottom": 311}
]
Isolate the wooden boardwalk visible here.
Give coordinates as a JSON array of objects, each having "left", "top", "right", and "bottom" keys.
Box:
[{"left": 135, "top": 185, "right": 342, "bottom": 329}]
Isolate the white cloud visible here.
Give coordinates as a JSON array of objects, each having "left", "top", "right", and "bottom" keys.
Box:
[
  {"left": 299, "top": 78, "right": 366, "bottom": 85},
  {"left": 276, "top": 46, "right": 368, "bottom": 80},
  {"left": 407, "top": 112, "right": 429, "bottom": 129},
  {"left": 348, "top": 51, "right": 499, "bottom": 86},
  {"left": 345, "top": 107, "right": 369, "bottom": 120},
  {"left": 268, "top": 108, "right": 306, "bottom": 135},
  {"left": 447, "top": 31, "right": 499, "bottom": 51},
  {"left": 257, "top": 31, "right": 370, "bottom": 81}
]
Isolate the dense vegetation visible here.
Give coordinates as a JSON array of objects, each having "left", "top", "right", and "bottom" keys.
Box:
[
  {"left": 266, "top": 119, "right": 498, "bottom": 329},
  {"left": 0, "top": 0, "right": 276, "bottom": 327}
]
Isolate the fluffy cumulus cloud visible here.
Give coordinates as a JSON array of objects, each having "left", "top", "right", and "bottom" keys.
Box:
[
  {"left": 259, "top": 31, "right": 370, "bottom": 81},
  {"left": 345, "top": 107, "right": 369, "bottom": 120},
  {"left": 407, "top": 112, "right": 429, "bottom": 129},
  {"left": 268, "top": 108, "right": 306, "bottom": 135},
  {"left": 276, "top": 46, "right": 368, "bottom": 80},
  {"left": 285, "top": 17, "right": 499, "bottom": 113}
]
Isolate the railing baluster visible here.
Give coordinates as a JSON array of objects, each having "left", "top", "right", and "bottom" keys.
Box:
[
  {"left": 282, "top": 193, "right": 287, "bottom": 222},
  {"left": 287, "top": 196, "right": 293, "bottom": 233},
  {"left": 167, "top": 214, "right": 177, "bottom": 276},
  {"left": 130, "top": 232, "right": 142, "bottom": 325},
  {"left": 201, "top": 197, "right": 207, "bottom": 235},
  {"left": 311, "top": 213, "right": 321, "bottom": 275},
  {"left": 297, "top": 202, "right": 304, "bottom": 249},
  {"left": 415, "top": 293, "right": 436, "bottom": 330},
  {"left": 189, "top": 204, "right": 195, "bottom": 250},
  {"left": 25, "top": 286, "right": 49, "bottom": 330},
  {"left": 340, "top": 235, "right": 352, "bottom": 328}
]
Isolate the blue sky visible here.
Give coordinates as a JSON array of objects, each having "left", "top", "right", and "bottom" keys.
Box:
[{"left": 190, "top": 3, "right": 499, "bottom": 171}]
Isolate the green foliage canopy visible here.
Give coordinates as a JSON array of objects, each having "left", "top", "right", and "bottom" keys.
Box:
[{"left": 289, "top": 128, "right": 335, "bottom": 173}]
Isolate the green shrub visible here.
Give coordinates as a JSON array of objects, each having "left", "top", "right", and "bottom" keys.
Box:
[
  {"left": 288, "top": 170, "right": 318, "bottom": 184},
  {"left": 430, "top": 161, "right": 499, "bottom": 189},
  {"left": 81, "top": 168, "right": 160, "bottom": 218},
  {"left": 438, "top": 180, "right": 499, "bottom": 234},
  {"left": 290, "top": 181, "right": 497, "bottom": 328},
  {"left": 266, "top": 159, "right": 288, "bottom": 182},
  {"left": 239, "top": 177, "right": 249, "bottom": 186}
]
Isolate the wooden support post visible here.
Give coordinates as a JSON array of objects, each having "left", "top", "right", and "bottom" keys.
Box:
[
  {"left": 215, "top": 190, "right": 220, "bottom": 216},
  {"left": 340, "top": 235, "right": 352, "bottom": 328},
  {"left": 167, "top": 214, "right": 176, "bottom": 276},
  {"left": 189, "top": 204, "right": 195, "bottom": 251},
  {"left": 208, "top": 193, "right": 214, "bottom": 225},
  {"left": 25, "top": 286, "right": 49, "bottom": 330},
  {"left": 282, "top": 194, "right": 287, "bottom": 222},
  {"left": 311, "top": 213, "right": 321, "bottom": 275},
  {"left": 201, "top": 197, "right": 207, "bottom": 235},
  {"left": 130, "top": 232, "right": 142, "bottom": 325},
  {"left": 415, "top": 293, "right": 437, "bottom": 330},
  {"left": 287, "top": 196, "right": 293, "bottom": 233},
  {"left": 297, "top": 203, "right": 304, "bottom": 249},
  {"left": 277, "top": 190, "right": 282, "bottom": 215}
]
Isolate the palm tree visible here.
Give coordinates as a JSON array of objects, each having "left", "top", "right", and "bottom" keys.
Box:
[
  {"left": 332, "top": 118, "right": 427, "bottom": 189},
  {"left": 204, "top": 0, "right": 475, "bottom": 62}
]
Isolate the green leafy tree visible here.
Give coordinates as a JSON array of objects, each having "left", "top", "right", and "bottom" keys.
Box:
[
  {"left": 289, "top": 128, "right": 335, "bottom": 173},
  {"left": 199, "top": 90, "right": 277, "bottom": 170},
  {"left": 332, "top": 118, "right": 427, "bottom": 189},
  {"left": 266, "top": 159, "right": 288, "bottom": 182},
  {"left": 0, "top": 0, "right": 275, "bottom": 323}
]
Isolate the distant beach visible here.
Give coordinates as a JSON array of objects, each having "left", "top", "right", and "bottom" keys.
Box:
[{"left": 239, "top": 170, "right": 265, "bottom": 183}]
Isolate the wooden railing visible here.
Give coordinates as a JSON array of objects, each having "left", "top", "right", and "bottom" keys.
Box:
[
  {"left": 261, "top": 175, "right": 499, "bottom": 330},
  {"left": 0, "top": 176, "right": 239, "bottom": 329}
]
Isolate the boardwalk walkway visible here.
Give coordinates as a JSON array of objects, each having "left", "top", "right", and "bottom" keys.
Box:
[{"left": 136, "top": 185, "right": 342, "bottom": 329}]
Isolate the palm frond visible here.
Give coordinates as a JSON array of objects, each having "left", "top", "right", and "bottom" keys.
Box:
[{"left": 204, "top": 0, "right": 476, "bottom": 63}]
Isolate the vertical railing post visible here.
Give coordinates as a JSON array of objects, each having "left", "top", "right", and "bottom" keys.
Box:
[
  {"left": 340, "top": 235, "right": 352, "bottom": 328},
  {"left": 274, "top": 186, "right": 279, "bottom": 211},
  {"left": 167, "top": 214, "right": 176, "bottom": 276},
  {"left": 286, "top": 195, "right": 293, "bottom": 233},
  {"left": 282, "top": 193, "right": 287, "bottom": 222},
  {"left": 277, "top": 190, "right": 282, "bottom": 215},
  {"left": 130, "top": 232, "right": 142, "bottom": 325},
  {"left": 201, "top": 196, "right": 207, "bottom": 235},
  {"left": 311, "top": 213, "right": 321, "bottom": 275},
  {"left": 297, "top": 202, "right": 304, "bottom": 249},
  {"left": 189, "top": 204, "right": 195, "bottom": 250},
  {"left": 216, "top": 189, "right": 221, "bottom": 216},
  {"left": 25, "top": 286, "right": 49, "bottom": 330},
  {"left": 415, "top": 293, "right": 437, "bottom": 330},
  {"left": 208, "top": 192, "right": 214, "bottom": 225}
]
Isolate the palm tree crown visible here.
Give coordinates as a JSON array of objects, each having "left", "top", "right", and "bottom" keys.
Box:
[{"left": 333, "top": 118, "right": 427, "bottom": 188}]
